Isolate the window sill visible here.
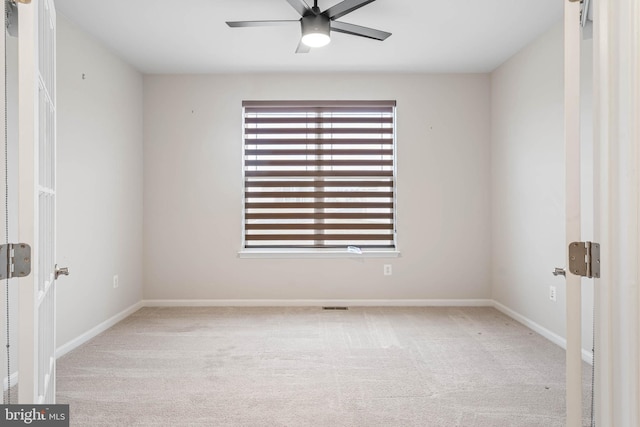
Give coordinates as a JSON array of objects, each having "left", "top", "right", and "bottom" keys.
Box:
[{"left": 237, "top": 249, "right": 401, "bottom": 259}]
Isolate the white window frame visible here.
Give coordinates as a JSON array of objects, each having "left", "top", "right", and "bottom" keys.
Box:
[{"left": 239, "top": 100, "right": 399, "bottom": 258}]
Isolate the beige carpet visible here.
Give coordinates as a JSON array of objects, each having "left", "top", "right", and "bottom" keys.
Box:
[{"left": 56, "top": 307, "right": 593, "bottom": 426}]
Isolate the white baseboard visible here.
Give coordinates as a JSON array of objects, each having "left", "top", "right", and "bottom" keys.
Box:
[
  {"left": 142, "top": 299, "right": 495, "bottom": 307},
  {"left": 2, "top": 371, "right": 18, "bottom": 392},
  {"left": 55, "top": 301, "right": 144, "bottom": 359},
  {"left": 492, "top": 301, "right": 593, "bottom": 365}
]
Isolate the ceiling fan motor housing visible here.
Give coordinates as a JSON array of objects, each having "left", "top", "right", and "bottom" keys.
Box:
[{"left": 301, "top": 14, "right": 331, "bottom": 39}]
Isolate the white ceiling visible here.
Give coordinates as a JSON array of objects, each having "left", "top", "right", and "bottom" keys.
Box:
[{"left": 54, "top": 0, "right": 562, "bottom": 74}]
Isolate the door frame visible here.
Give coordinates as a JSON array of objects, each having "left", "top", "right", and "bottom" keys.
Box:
[
  {"left": 15, "top": 0, "right": 58, "bottom": 404},
  {"left": 593, "top": 0, "right": 640, "bottom": 425},
  {"left": 564, "top": 1, "right": 583, "bottom": 425},
  {"left": 16, "top": 0, "right": 39, "bottom": 403},
  {"left": 1, "top": 0, "right": 23, "bottom": 401}
]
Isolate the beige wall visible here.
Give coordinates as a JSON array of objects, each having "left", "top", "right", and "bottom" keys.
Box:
[
  {"left": 491, "top": 23, "right": 566, "bottom": 335},
  {"left": 56, "top": 15, "right": 144, "bottom": 346},
  {"left": 143, "top": 73, "right": 492, "bottom": 301},
  {"left": 491, "top": 22, "right": 594, "bottom": 354}
]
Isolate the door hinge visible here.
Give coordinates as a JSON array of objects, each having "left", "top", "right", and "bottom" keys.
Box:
[
  {"left": 0, "top": 243, "right": 32, "bottom": 280},
  {"left": 568, "top": 241, "right": 600, "bottom": 278}
]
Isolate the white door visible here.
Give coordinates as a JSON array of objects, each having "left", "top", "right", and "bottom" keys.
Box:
[{"left": 16, "top": 0, "right": 59, "bottom": 404}]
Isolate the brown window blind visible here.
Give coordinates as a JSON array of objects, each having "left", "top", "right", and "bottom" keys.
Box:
[{"left": 242, "top": 100, "right": 396, "bottom": 250}]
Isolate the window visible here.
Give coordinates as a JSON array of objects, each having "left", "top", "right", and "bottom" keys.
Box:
[{"left": 242, "top": 100, "right": 397, "bottom": 254}]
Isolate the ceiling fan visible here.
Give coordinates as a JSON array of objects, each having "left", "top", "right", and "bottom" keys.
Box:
[{"left": 226, "top": 0, "right": 392, "bottom": 53}]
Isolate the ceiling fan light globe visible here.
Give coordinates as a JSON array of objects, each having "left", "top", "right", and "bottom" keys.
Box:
[{"left": 301, "top": 33, "right": 331, "bottom": 47}]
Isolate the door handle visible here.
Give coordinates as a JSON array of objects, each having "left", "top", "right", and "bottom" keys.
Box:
[
  {"left": 55, "top": 264, "right": 69, "bottom": 280},
  {"left": 552, "top": 267, "right": 566, "bottom": 277}
]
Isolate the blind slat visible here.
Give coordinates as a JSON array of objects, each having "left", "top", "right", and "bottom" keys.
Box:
[
  {"left": 245, "top": 223, "right": 394, "bottom": 230},
  {"left": 244, "top": 149, "right": 393, "bottom": 157},
  {"left": 245, "top": 170, "right": 394, "bottom": 178},
  {"left": 245, "top": 117, "right": 394, "bottom": 124},
  {"left": 245, "top": 180, "right": 393, "bottom": 188},
  {"left": 245, "top": 138, "right": 394, "bottom": 145},
  {"left": 245, "top": 234, "right": 394, "bottom": 241},
  {"left": 246, "top": 212, "right": 394, "bottom": 220},
  {"left": 244, "top": 159, "right": 393, "bottom": 167},
  {"left": 245, "top": 127, "right": 393, "bottom": 135},
  {"left": 245, "top": 202, "right": 393, "bottom": 209},
  {"left": 245, "top": 191, "right": 393, "bottom": 198}
]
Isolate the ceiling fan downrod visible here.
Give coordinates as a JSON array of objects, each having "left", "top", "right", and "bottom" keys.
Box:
[{"left": 312, "top": 0, "right": 320, "bottom": 14}]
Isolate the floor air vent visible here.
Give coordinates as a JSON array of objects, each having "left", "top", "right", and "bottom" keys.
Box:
[{"left": 322, "top": 306, "right": 349, "bottom": 310}]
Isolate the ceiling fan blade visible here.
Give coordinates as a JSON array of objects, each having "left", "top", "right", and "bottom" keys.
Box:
[
  {"left": 325, "top": 0, "right": 377, "bottom": 20},
  {"left": 330, "top": 20, "right": 391, "bottom": 41},
  {"left": 226, "top": 20, "right": 300, "bottom": 28},
  {"left": 295, "top": 40, "right": 311, "bottom": 54},
  {"left": 286, "top": 0, "right": 315, "bottom": 17}
]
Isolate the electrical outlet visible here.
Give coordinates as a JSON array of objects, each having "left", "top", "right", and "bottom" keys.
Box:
[
  {"left": 113, "top": 275, "right": 119, "bottom": 289},
  {"left": 549, "top": 285, "right": 556, "bottom": 302},
  {"left": 383, "top": 264, "right": 392, "bottom": 276}
]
